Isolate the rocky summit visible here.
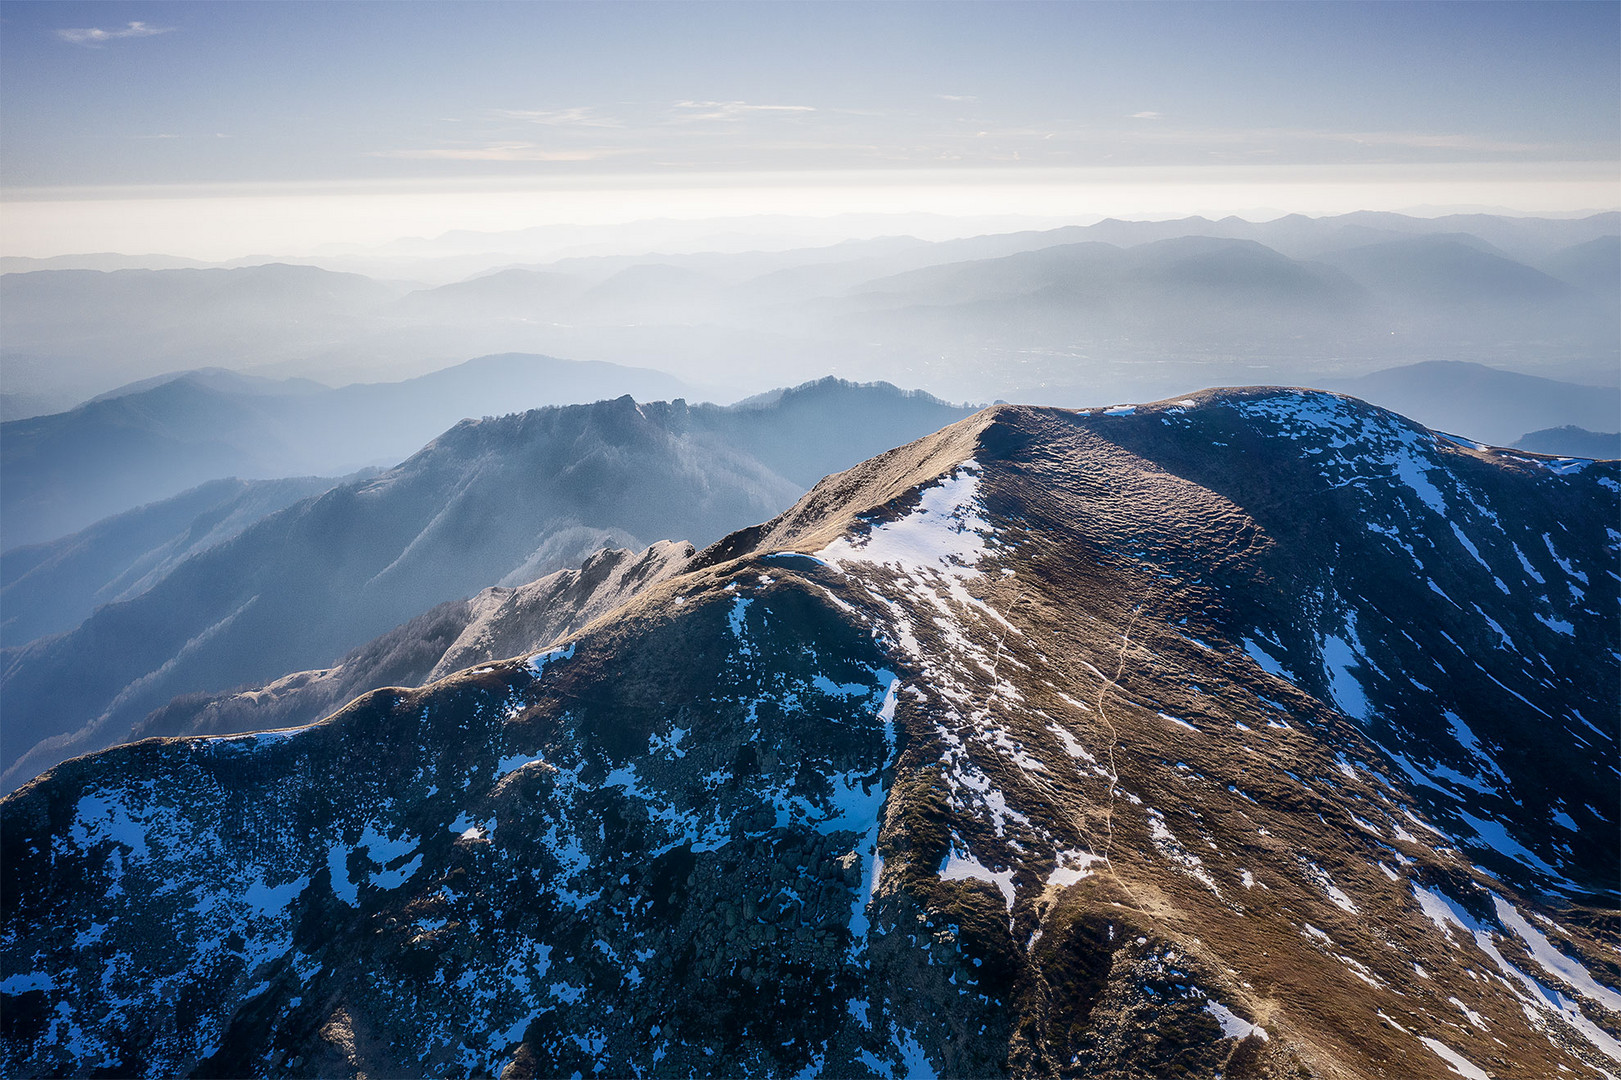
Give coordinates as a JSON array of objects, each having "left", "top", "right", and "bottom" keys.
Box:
[{"left": 2, "top": 389, "right": 1617, "bottom": 1079}]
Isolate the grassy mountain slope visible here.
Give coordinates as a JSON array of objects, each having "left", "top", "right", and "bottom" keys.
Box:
[{"left": 3, "top": 390, "right": 1614, "bottom": 1078}]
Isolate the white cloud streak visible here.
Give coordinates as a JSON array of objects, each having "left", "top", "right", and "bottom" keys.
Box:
[
  {"left": 496, "top": 107, "right": 624, "bottom": 129},
  {"left": 56, "top": 21, "right": 174, "bottom": 46},
  {"left": 370, "top": 142, "right": 625, "bottom": 163},
  {"left": 1327, "top": 130, "right": 1550, "bottom": 154},
  {"left": 669, "top": 100, "right": 817, "bottom": 123},
  {"left": 8, "top": 165, "right": 1615, "bottom": 262}
]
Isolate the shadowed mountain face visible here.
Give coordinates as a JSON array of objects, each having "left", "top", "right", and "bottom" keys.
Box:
[
  {"left": 0, "top": 381, "right": 973, "bottom": 791},
  {"left": 1, "top": 377, "right": 312, "bottom": 550},
  {"left": 1514, "top": 426, "right": 1621, "bottom": 460},
  {"left": 3, "top": 391, "right": 1615, "bottom": 1079},
  {"left": 0, "top": 475, "right": 353, "bottom": 649},
  {"left": 131, "top": 541, "right": 696, "bottom": 744}
]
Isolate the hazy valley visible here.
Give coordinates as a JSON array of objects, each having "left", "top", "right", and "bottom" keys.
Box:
[{"left": 5, "top": 211, "right": 1617, "bottom": 419}]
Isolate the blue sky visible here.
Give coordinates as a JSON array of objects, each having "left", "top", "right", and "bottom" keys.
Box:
[
  {"left": 1, "top": 2, "right": 1617, "bottom": 255},
  {"left": 5, "top": 0, "right": 1616, "bottom": 185}
]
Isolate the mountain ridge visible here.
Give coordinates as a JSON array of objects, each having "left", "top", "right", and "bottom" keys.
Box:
[
  {"left": 132, "top": 541, "right": 696, "bottom": 745},
  {"left": 0, "top": 474, "right": 351, "bottom": 648},
  {"left": 3, "top": 387, "right": 1613, "bottom": 1078},
  {"left": 0, "top": 382, "right": 974, "bottom": 792},
  {"left": 0, "top": 353, "right": 692, "bottom": 549}
]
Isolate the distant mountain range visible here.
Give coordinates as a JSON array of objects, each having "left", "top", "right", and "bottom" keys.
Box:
[
  {"left": 831, "top": 235, "right": 1366, "bottom": 344},
  {"left": 5, "top": 211, "right": 1616, "bottom": 411},
  {"left": 3, "top": 388, "right": 1614, "bottom": 1078},
  {"left": 6, "top": 352, "right": 1614, "bottom": 555},
  {"left": 1515, "top": 426, "right": 1621, "bottom": 459},
  {"left": 0, "top": 354, "right": 690, "bottom": 548},
  {"left": 0, "top": 262, "right": 405, "bottom": 404},
  {"left": 1321, "top": 360, "right": 1621, "bottom": 448},
  {"left": 0, "top": 379, "right": 973, "bottom": 791}
]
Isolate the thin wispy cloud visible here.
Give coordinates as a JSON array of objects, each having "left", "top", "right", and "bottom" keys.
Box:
[
  {"left": 497, "top": 107, "right": 624, "bottom": 129},
  {"left": 56, "top": 21, "right": 174, "bottom": 47},
  {"left": 1130, "top": 111, "right": 1164, "bottom": 120},
  {"left": 936, "top": 94, "right": 979, "bottom": 103},
  {"left": 371, "top": 142, "right": 624, "bottom": 163},
  {"left": 669, "top": 101, "right": 817, "bottom": 123},
  {"left": 1328, "top": 130, "right": 1549, "bottom": 154}
]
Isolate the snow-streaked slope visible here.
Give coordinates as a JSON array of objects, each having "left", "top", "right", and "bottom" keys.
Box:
[{"left": 3, "top": 389, "right": 1616, "bottom": 1080}]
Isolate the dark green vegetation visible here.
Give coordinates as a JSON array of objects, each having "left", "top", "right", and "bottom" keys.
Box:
[{"left": 2, "top": 391, "right": 1615, "bottom": 1077}]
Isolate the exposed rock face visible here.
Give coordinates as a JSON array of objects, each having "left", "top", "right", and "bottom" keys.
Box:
[{"left": 3, "top": 390, "right": 1617, "bottom": 1079}]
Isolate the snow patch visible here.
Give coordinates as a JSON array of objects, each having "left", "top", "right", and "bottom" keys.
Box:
[
  {"left": 939, "top": 841, "right": 1016, "bottom": 912},
  {"left": 1243, "top": 637, "right": 1288, "bottom": 679},
  {"left": 527, "top": 642, "right": 576, "bottom": 674},
  {"left": 819, "top": 461, "right": 991, "bottom": 577},
  {"left": 1493, "top": 896, "right": 1621, "bottom": 1014},
  {"left": 1417, "top": 1037, "right": 1491, "bottom": 1079},
  {"left": 1158, "top": 711, "right": 1199, "bottom": 732},
  {"left": 1048, "top": 723, "right": 1096, "bottom": 763},
  {"left": 1320, "top": 629, "right": 1370, "bottom": 721},
  {"left": 1204, "top": 1000, "right": 1268, "bottom": 1042},
  {"left": 1046, "top": 849, "right": 1106, "bottom": 888}
]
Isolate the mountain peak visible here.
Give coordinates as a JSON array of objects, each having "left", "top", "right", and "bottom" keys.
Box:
[{"left": 3, "top": 389, "right": 1616, "bottom": 1078}]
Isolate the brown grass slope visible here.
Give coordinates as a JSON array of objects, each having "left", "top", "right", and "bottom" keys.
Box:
[{"left": 2, "top": 389, "right": 1616, "bottom": 1079}]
